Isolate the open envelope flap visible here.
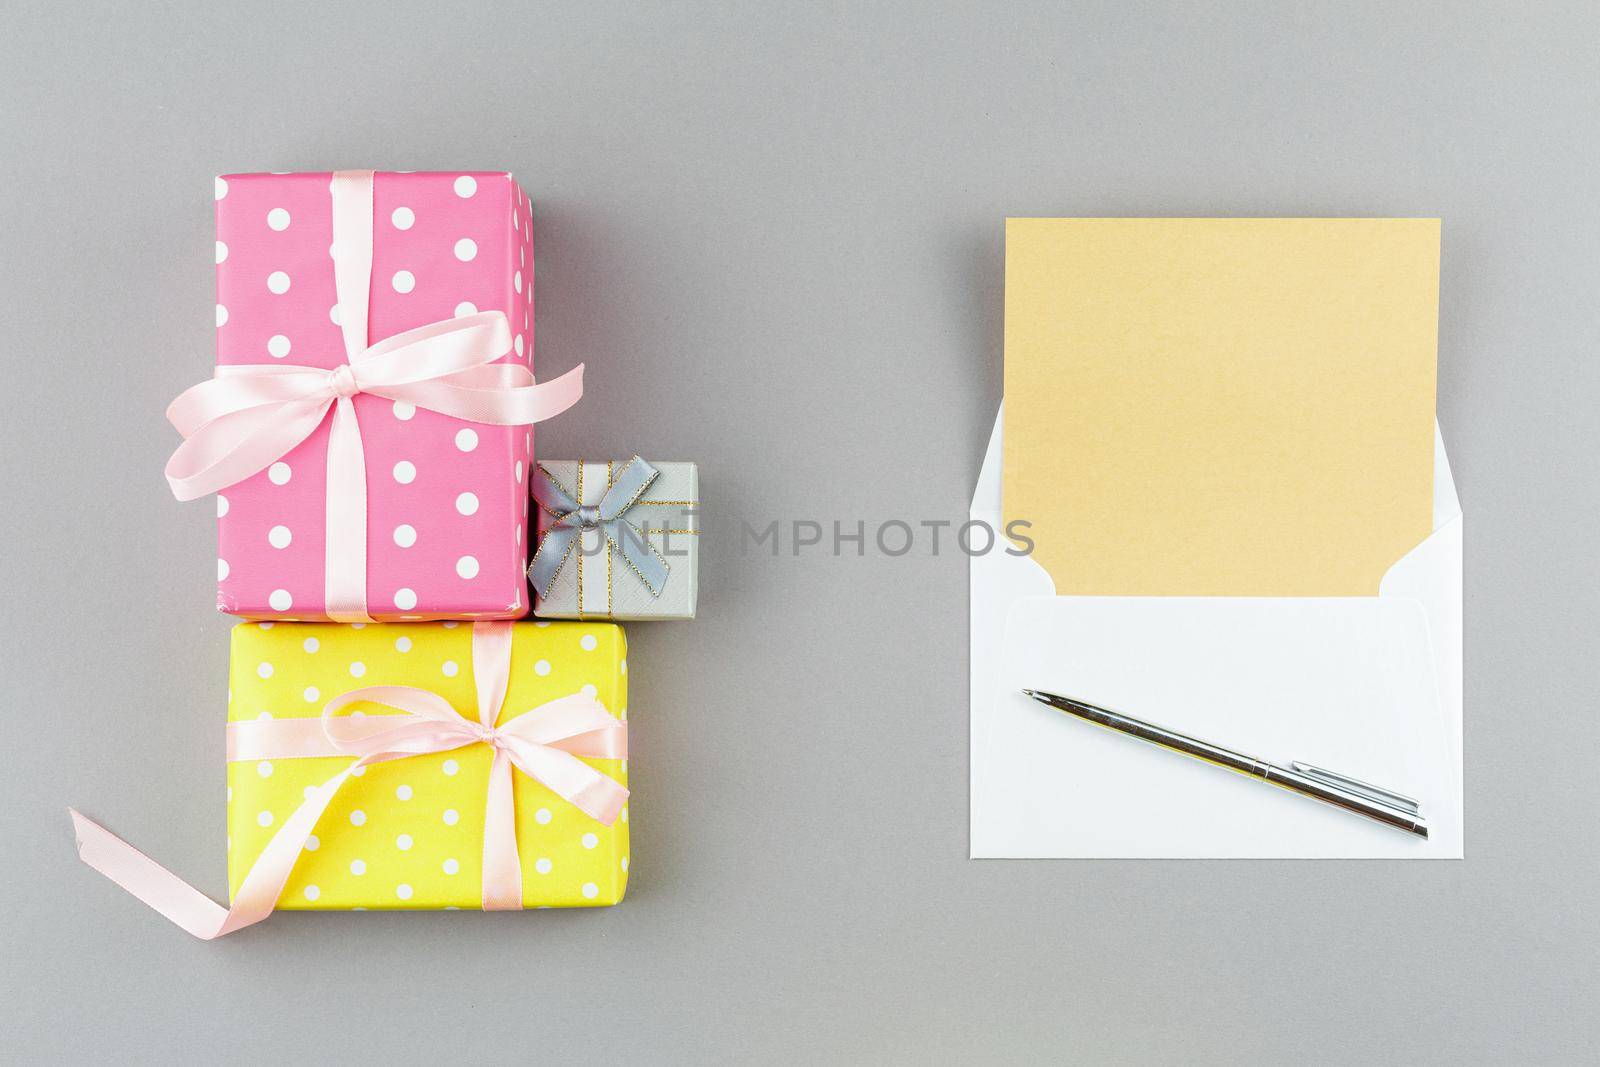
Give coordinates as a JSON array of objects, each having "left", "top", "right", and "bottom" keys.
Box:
[
  {"left": 1381, "top": 423, "right": 1464, "bottom": 740},
  {"left": 984, "top": 596, "right": 1459, "bottom": 858},
  {"left": 969, "top": 399, "right": 1007, "bottom": 517},
  {"left": 970, "top": 400, "right": 1057, "bottom": 809}
]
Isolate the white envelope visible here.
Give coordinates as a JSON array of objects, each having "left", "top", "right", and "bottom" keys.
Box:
[{"left": 969, "top": 404, "right": 1464, "bottom": 858}]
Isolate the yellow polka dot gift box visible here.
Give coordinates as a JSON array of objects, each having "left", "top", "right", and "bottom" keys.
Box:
[
  {"left": 69, "top": 619, "right": 629, "bottom": 936},
  {"left": 228, "top": 621, "right": 629, "bottom": 911}
]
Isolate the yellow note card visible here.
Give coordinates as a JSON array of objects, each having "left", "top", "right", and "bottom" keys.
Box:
[{"left": 1003, "top": 218, "right": 1438, "bottom": 595}]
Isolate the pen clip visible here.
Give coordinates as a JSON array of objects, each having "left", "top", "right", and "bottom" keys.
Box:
[{"left": 1290, "top": 762, "right": 1421, "bottom": 816}]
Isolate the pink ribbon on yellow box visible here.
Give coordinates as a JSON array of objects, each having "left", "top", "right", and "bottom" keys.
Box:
[
  {"left": 69, "top": 622, "right": 627, "bottom": 939},
  {"left": 165, "top": 170, "right": 584, "bottom": 622}
]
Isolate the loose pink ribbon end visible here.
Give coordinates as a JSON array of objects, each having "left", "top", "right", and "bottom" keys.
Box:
[{"left": 69, "top": 808, "right": 231, "bottom": 940}]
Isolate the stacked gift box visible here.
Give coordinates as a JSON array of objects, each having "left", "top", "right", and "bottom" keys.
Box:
[{"left": 72, "top": 170, "right": 697, "bottom": 937}]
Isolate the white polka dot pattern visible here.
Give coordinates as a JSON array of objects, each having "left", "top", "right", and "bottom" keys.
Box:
[
  {"left": 211, "top": 172, "right": 535, "bottom": 620},
  {"left": 225, "top": 621, "right": 627, "bottom": 910}
]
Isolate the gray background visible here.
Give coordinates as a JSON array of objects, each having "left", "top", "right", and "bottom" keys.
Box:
[{"left": 2, "top": 2, "right": 1596, "bottom": 1062}]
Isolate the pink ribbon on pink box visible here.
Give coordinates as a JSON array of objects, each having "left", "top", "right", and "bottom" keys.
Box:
[
  {"left": 165, "top": 170, "right": 584, "bottom": 622},
  {"left": 70, "top": 621, "right": 628, "bottom": 939}
]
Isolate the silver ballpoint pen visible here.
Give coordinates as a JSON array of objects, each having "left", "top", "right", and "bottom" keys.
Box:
[{"left": 1021, "top": 689, "right": 1428, "bottom": 839}]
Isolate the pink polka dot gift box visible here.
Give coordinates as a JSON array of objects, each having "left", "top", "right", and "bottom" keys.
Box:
[{"left": 168, "top": 170, "right": 584, "bottom": 622}]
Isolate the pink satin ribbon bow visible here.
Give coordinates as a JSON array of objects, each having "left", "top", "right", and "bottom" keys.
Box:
[
  {"left": 70, "top": 622, "right": 628, "bottom": 939},
  {"left": 166, "top": 170, "right": 584, "bottom": 621}
]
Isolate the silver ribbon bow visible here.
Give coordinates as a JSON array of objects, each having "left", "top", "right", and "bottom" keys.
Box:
[{"left": 528, "top": 456, "right": 670, "bottom": 599}]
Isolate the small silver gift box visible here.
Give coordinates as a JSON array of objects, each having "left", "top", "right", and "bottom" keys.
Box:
[{"left": 529, "top": 458, "right": 699, "bottom": 621}]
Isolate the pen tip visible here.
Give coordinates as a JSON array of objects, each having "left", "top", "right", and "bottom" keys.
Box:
[{"left": 1020, "top": 688, "right": 1037, "bottom": 699}]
